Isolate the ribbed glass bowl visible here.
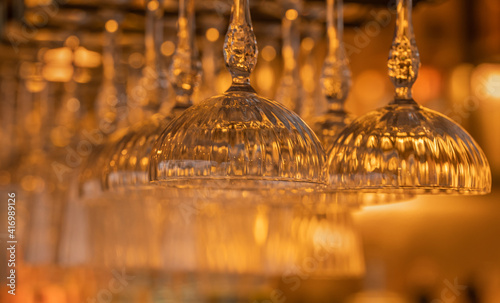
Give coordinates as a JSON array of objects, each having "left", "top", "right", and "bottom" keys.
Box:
[
  {"left": 149, "top": 89, "right": 326, "bottom": 189},
  {"left": 326, "top": 103, "right": 492, "bottom": 194}
]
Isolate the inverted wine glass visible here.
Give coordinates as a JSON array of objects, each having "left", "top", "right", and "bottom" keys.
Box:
[
  {"left": 326, "top": 0, "right": 491, "bottom": 194},
  {"left": 311, "top": 0, "right": 353, "bottom": 152},
  {"left": 88, "top": 0, "right": 202, "bottom": 272},
  {"left": 149, "top": 0, "right": 325, "bottom": 189}
]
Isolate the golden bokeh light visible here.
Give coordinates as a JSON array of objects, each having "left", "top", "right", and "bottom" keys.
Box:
[
  {"left": 285, "top": 9, "right": 298, "bottom": 21},
  {"left": 105, "top": 19, "right": 118, "bottom": 33},
  {"left": 301, "top": 37, "right": 315, "bottom": 52},
  {"left": 161, "top": 40, "right": 176, "bottom": 56},
  {"left": 128, "top": 52, "right": 145, "bottom": 69},
  {"left": 206, "top": 27, "right": 220, "bottom": 42},
  {"left": 261, "top": 45, "right": 276, "bottom": 62},
  {"left": 147, "top": 0, "right": 159, "bottom": 11}
]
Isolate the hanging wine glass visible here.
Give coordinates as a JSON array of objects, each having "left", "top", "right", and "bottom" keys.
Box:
[
  {"left": 149, "top": 0, "right": 325, "bottom": 189},
  {"left": 275, "top": 0, "right": 304, "bottom": 115},
  {"left": 129, "top": 0, "right": 169, "bottom": 123},
  {"left": 148, "top": 1, "right": 326, "bottom": 300},
  {"left": 78, "top": 12, "right": 129, "bottom": 201},
  {"left": 311, "top": 0, "right": 353, "bottom": 152},
  {"left": 92, "top": 0, "right": 202, "bottom": 273},
  {"left": 263, "top": 198, "right": 365, "bottom": 278},
  {"left": 326, "top": 0, "right": 491, "bottom": 194}
]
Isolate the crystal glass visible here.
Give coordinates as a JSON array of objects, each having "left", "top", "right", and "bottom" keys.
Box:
[
  {"left": 193, "top": 189, "right": 364, "bottom": 300},
  {"left": 101, "top": 0, "right": 202, "bottom": 191},
  {"left": 78, "top": 13, "right": 130, "bottom": 200},
  {"left": 311, "top": 0, "right": 354, "bottom": 152},
  {"left": 275, "top": 0, "right": 304, "bottom": 115},
  {"left": 149, "top": 0, "right": 325, "bottom": 189},
  {"left": 88, "top": 0, "right": 202, "bottom": 273},
  {"left": 326, "top": 0, "right": 491, "bottom": 194}
]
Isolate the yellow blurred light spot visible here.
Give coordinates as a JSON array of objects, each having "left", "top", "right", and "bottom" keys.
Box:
[
  {"left": 301, "top": 64, "right": 315, "bottom": 93},
  {"left": 353, "top": 70, "right": 387, "bottom": 112},
  {"left": 140, "top": 157, "right": 149, "bottom": 167},
  {"left": 105, "top": 19, "right": 118, "bottom": 33},
  {"left": 67, "top": 98, "right": 80, "bottom": 112},
  {"left": 216, "top": 71, "right": 232, "bottom": 94},
  {"left": 21, "top": 175, "right": 44, "bottom": 192},
  {"left": 161, "top": 41, "right": 175, "bottom": 56},
  {"left": 484, "top": 74, "right": 500, "bottom": 98},
  {"left": 182, "top": 83, "right": 192, "bottom": 90},
  {"left": 44, "top": 47, "right": 72, "bottom": 64},
  {"left": 147, "top": 0, "right": 159, "bottom": 11},
  {"left": 50, "top": 126, "right": 71, "bottom": 147},
  {"left": 480, "top": 68, "right": 500, "bottom": 99},
  {"left": 206, "top": 27, "right": 220, "bottom": 42},
  {"left": 301, "top": 37, "right": 315, "bottom": 52},
  {"left": 65, "top": 35, "right": 80, "bottom": 49},
  {"left": 43, "top": 65, "right": 73, "bottom": 82},
  {"left": 129, "top": 52, "right": 145, "bottom": 69},
  {"left": 413, "top": 66, "right": 441, "bottom": 105},
  {"left": 253, "top": 209, "right": 268, "bottom": 245},
  {"left": 74, "top": 68, "right": 92, "bottom": 83},
  {"left": 261, "top": 45, "right": 276, "bottom": 62},
  {"left": 256, "top": 65, "right": 275, "bottom": 92},
  {"left": 75, "top": 47, "right": 101, "bottom": 68},
  {"left": 26, "top": 79, "right": 47, "bottom": 92},
  {"left": 471, "top": 64, "right": 500, "bottom": 100},
  {"left": 285, "top": 9, "right": 298, "bottom": 21}
]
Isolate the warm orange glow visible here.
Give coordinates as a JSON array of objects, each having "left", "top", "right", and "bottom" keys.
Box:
[
  {"left": 206, "top": 27, "right": 219, "bottom": 42},
  {"left": 65, "top": 35, "right": 80, "bottom": 49},
  {"left": 0, "top": 171, "right": 11, "bottom": 186},
  {"left": 261, "top": 45, "right": 276, "bottom": 62},
  {"left": 161, "top": 41, "right": 175, "bottom": 56},
  {"left": 44, "top": 47, "right": 72, "bottom": 64},
  {"left": 67, "top": 97, "right": 81, "bottom": 112},
  {"left": 43, "top": 65, "right": 73, "bottom": 82},
  {"left": 473, "top": 64, "right": 500, "bottom": 100},
  {"left": 25, "top": 80, "right": 47, "bottom": 92},
  {"left": 301, "top": 63, "right": 315, "bottom": 93},
  {"left": 21, "top": 175, "right": 45, "bottom": 192},
  {"left": 285, "top": 9, "right": 298, "bottom": 21},
  {"left": 24, "top": 0, "right": 51, "bottom": 7},
  {"left": 256, "top": 64, "right": 275, "bottom": 92},
  {"left": 147, "top": 0, "right": 159, "bottom": 11},
  {"left": 216, "top": 71, "right": 232, "bottom": 94},
  {"left": 301, "top": 37, "right": 315, "bottom": 52},
  {"left": 105, "top": 19, "right": 118, "bottom": 33},
  {"left": 74, "top": 47, "right": 101, "bottom": 68},
  {"left": 128, "top": 52, "right": 145, "bottom": 69},
  {"left": 253, "top": 207, "right": 269, "bottom": 245},
  {"left": 413, "top": 66, "right": 442, "bottom": 105},
  {"left": 352, "top": 70, "right": 388, "bottom": 113}
]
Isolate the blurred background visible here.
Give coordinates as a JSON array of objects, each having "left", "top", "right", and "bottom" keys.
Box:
[{"left": 0, "top": 0, "right": 499, "bottom": 302}]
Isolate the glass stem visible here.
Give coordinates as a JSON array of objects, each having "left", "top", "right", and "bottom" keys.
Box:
[
  {"left": 169, "top": 0, "right": 200, "bottom": 109},
  {"left": 321, "top": 0, "right": 351, "bottom": 113},
  {"left": 142, "top": 0, "right": 165, "bottom": 112},
  {"left": 388, "top": 0, "right": 420, "bottom": 104},
  {"left": 99, "top": 15, "right": 128, "bottom": 131},
  {"left": 223, "top": 0, "right": 257, "bottom": 92}
]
